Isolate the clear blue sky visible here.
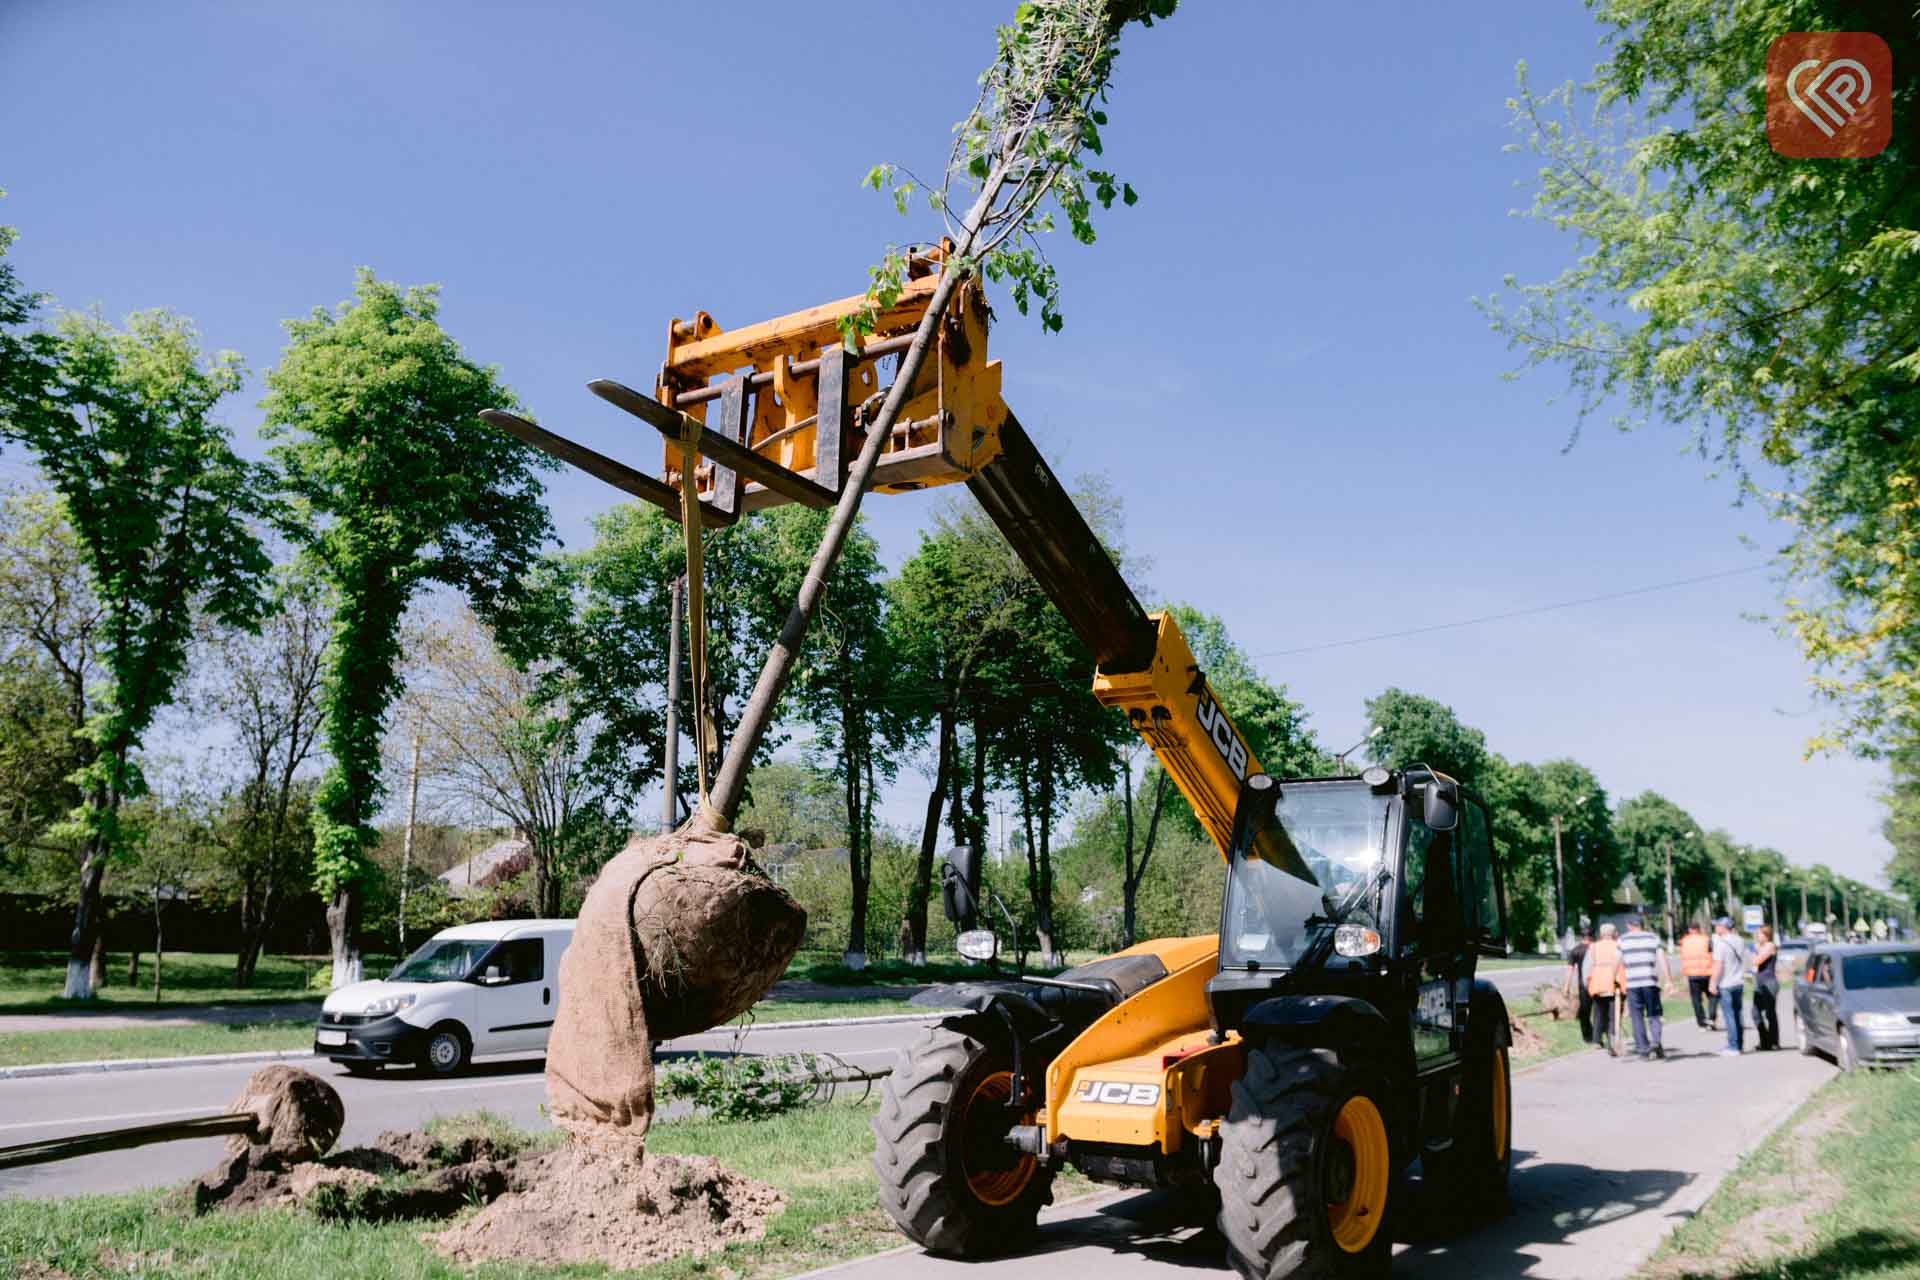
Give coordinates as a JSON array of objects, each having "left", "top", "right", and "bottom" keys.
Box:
[{"left": 0, "top": 1, "right": 1892, "bottom": 889}]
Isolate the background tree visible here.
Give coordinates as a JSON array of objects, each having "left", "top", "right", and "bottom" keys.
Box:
[
  {"left": 1534, "top": 760, "right": 1622, "bottom": 931},
  {"left": 755, "top": 507, "right": 911, "bottom": 966},
  {"left": 1885, "top": 746, "right": 1920, "bottom": 905},
  {"left": 197, "top": 564, "right": 328, "bottom": 985},
  {"left": 736, "top": 760, "right": 846, "bottom": 850},
  {"left": 0, "top": 489, "right": 98, "bottom": 886},
  {"left": 263, "top": 270, "right": 553, "bottom": 986},
  {"left": 401, "top": 603, "right": 620, "bottom": 918},
  {"left": 1613, "top": 790, "right": 1710, "bottom": 935},
  {"left": 504, "top": 502, "right": 787, "bottom": 828},
  {"left": 1489, "top": 2, "right": 1919, "bottom": 756},
  {"left": 1, "top": 304, "right": 270, "bottom": 999},
  {"left": 1364, "top": 688, "right": 1491, "bottom": 784}
]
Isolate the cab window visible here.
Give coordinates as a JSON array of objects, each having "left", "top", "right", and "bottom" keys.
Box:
[
  {"left": 481, "top": 939, "right": 544, "bottom": 984},
  {"left": 1458, "top": 798, "right": 1505, "bottom": 952}
]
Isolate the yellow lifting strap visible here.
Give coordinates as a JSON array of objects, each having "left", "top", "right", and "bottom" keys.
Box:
[{"left": 673, "top": 418, "right": 719, "bottom": 808}]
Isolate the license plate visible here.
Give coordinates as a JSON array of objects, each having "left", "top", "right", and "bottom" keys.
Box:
[{"left": 315, "top": 1029, "right": 347, "bottom": 1047}]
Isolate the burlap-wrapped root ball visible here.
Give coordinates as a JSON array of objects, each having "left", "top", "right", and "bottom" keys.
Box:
[
  {"left": 226, "top": 1065, "right": 345, "bottom": 1165},
  {"left": 545, "top": 816, "right": 806, "bottom": 1147}
]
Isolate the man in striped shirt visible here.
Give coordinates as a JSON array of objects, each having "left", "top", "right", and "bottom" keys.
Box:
[{"left": 1619, "top": 916, "right": 1674, "bottom": 1060}]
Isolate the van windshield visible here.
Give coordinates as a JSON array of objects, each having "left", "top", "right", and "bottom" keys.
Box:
[{"left": 389, "top": 939, "right": 496, "bottom": 983}]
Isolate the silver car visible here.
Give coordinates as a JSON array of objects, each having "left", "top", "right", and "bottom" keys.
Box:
[{"left": 1793, "top": 943, "right": 1920, "bottom": 1070}]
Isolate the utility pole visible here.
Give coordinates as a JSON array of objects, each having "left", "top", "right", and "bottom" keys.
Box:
[
  {"left": 1724, "top": 861, "right": 1737, "bottom": 922},
  {"left": 399, "top": 732, "right": 421, "bottom": 954},
  {"left": 663, "top": 574, "right": 684, "bottom": 831},
  {"left": 1800, "top": 878, "right": 1808, "bottom": 933},
  {"left": 1552, "top": 814, "right": 1567, "bottom": 943},
  {"left": 1770, "top": 880, "right": 1779, "bottom": 935}
]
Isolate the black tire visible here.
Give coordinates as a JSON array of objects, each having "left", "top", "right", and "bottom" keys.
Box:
[
  {"left": 1796, "top": 1008, "right": 1815, "bottom": 1056},
  {"left": 1214, "top": 1045, "right": 1396, "bottom": 1280},
  {"left": 1836, "top": 1025, "right": 1857, "bottom": 1073},
  {"left": 1424, "top": 1043, "right": 1512, "bottom": 1221},
  {"left": 417, "top": 1023, "right": 470, "bottom": 1077},
  {"left": 871, "top": 1019, "right": 1053, "bottom": 1257}
]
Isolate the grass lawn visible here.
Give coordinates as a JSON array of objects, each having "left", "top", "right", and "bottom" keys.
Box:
[
  {"left": 0, "top": 1020, "right": 315, "bottom": 1069},
  {"left": 782, "top": 951, "right": 1073, "bottom": 987},
  {"left": 1641, "top": 1067, "right": 1920, "bottom": 1279},
  {"left": 728, "top": 997, "right": 926, "bottom": 1026},
  {"left": 0, "top": 951, "right": 389, "bottom": 1013},
  {"left": 1479, "top": 953, "right": 1563, "bottom": 971},
  {"left": 0, "top": 1100, "right": 1083, "bottom": 1280}
]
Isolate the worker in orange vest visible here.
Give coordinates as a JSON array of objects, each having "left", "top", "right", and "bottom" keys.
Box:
[
  {"left": 1583, "top": 922, "right": 1626, "bottom": 1055},
  {"left": 1679, "top": 922, "right": 1717, "bottom": 1030}
]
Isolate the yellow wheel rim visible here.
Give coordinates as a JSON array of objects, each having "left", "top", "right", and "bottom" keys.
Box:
[
  {"left": 1491, "top": 1048, "right": 1510, "bottom": 1163},
  {"left": 1326, "top": 1095, "right": 1390, "bottom": 1253},
  {"left": 959, "top": 1070, "right": 1035, "bottom": 1207}
]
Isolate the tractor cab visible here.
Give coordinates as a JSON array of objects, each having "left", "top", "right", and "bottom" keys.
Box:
[{"left": 1206, "top": 767, "right": 1511, "bottom": 1044}]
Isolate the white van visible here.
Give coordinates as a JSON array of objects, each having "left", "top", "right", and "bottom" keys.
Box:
[{"left": 314, "top": 919, "right": 573, "bottom": 1076}]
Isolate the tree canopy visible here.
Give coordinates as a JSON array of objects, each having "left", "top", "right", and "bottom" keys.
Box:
[{"left": 1489, "top": 2, "right": 1919, "bottom": 757}]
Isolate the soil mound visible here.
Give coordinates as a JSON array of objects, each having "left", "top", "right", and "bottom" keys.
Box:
[
  {"left": 193, "top": 1125, "right": 515, "bottom": 1217},
  {"left": 429, "top": 1145, "right": 783, "bottom": 1270},
  {"left": 545, "top": 817, "right": 806, "bottom": 1145}
]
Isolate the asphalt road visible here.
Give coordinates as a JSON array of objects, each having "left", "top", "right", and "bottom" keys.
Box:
[
  {"left": 0, "top": 1014, "right": 939, "bottom": 1200},
  {"left": 804, "top": 1013, "right": 1835, "bottom": 1280}
]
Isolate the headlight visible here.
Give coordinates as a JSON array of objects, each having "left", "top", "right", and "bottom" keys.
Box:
[
  {"left": 1851, "top": 1011, "right": 1910, "bottom": 1031},
  {"left": 363, "top": 993, "right": 416, "bottom": 1017},
  {"left": 1334, "top": 925, "right": 1382, "bottom": 958}
]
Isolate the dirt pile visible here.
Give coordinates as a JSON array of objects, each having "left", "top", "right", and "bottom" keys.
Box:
[
  {"left": 429, "top": 1145, "right": 784, "bottom": 1270},
  {"left": 226, "top": 1065, "right": 345, "bottom": 1164},
  {"left": 545, "top": 816, "right": 806, "bottom": 1147},
  {"left": 1534, "top": 983, "right": 1578, "bottom": 1021},
  {"left": 194, "top": 1126, "right": 516, "bottom": 1217}
]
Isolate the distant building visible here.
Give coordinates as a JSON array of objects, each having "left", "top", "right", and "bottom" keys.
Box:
[{"left": 439, "top": 828, "right": 531, "bottom": 898}]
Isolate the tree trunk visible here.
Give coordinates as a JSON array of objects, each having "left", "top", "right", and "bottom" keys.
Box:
[
  {"left": 1121, "top": 769, "right": 1168, "bottom": 949},
  {"left": 63, "top": 840, "right": 110, "bottom": 1000},
  {"left": 127, "top": 944, "right": 140, "bottom": 986},
  {"left": 843, "top": 714, "right": 869, "bottom": 970},
  {"left": 152, "top": 888, "right": 163, "bottom": 1003},
  {"left": 910, "top": 706, "right": 954, "bottom": 964},
  {"left": 969, "top": 729, "right": 988, "bottom": 862},
  {"left": 89, "top": 932, "right": 106, "bottom": 994},
  {"left": 1036, "top": 735, "right": 1057, "bottom": 966},
  {"left": 327, "top": 887, "right": 362, "bottom": 988},
  {"left": 1120, "top": 771, "right": 1135, "bottom": 948}
]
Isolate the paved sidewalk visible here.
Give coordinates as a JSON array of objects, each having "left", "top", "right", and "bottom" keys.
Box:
[
  {"left": 805, "top": 1015, "right": 1833, "bottom": 1280},
  {"left": 0, "top": 999, "right": 321, "bottom": 1034}
]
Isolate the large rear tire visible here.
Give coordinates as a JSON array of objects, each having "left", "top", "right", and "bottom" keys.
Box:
[
  {"left": 871, "top": 1019, "right": 1054, "bottom": 1257},
  {"left": 1215, "top": 1045, "right": 1396, "bottom": 1280}
]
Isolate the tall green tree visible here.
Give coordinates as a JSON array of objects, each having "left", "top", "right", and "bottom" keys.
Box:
[
  {"left": 0, "top": 290, "right": 271, "bottom": 998},
  {"left": 1364, "top": 688, "right": 1490, "bottom": 784},
  {"left": 1613, "top": 790, "right": 1711, "bottom": 934},
  {"left": 1489, "top": 2, "right": 1919, "bottom": 755},
  {"left": 756, "top": 507, "right": 913, "bottom": 965},
  {"left": 263, "top": 271, "right": 553, "bottom": 986},
  {"left": 1885, "top": 746, "right": 1920, "bottom": 904}
]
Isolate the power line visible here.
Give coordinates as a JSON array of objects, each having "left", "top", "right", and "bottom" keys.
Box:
[{"left": 1248, "top": 563, "right": 1773, "bottom": 661}]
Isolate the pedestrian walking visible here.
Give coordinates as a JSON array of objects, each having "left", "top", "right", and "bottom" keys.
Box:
[
  {"left": 1617, "top": 915, "right": 1673, "bottom": 1059},
  {"left": 1583, "top": 922, "right": 1625, "bottom": 1056},
  {"left": 1563, "top": 927, "right": 1595, "bottom": 1044},
  {"left": 1752, "top": 925, "right": 1780, "bottom": 1051},
  {"left": 1708, "top": 916, "right": 1747, "bottom": 1056},
  {"left": 1679, "top": 922, "right": 1716, "bottom": 1029}
]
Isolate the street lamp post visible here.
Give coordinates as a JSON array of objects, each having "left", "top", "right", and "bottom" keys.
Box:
[{"left": 1334, "top": 726, "right": 1381, "bottom": 776}]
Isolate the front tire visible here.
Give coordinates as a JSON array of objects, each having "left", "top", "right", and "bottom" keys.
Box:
[
  {"left": 417, "top": 1023, "right": 470, "bottom": 1077},
  {"left": 871, "top": 1019, "right": 1053, "bottom": 1257},
  {"left": 1215, "top": 1045, "right": 1396, "bottom": 1280},
  {"left": 1836, "top": 1026, "right": 1857, "bottom": 1073}
]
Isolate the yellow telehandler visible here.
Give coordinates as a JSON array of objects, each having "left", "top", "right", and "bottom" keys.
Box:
[{"left": 492, "top": 244, "right": 1515, "bottom": 1279}]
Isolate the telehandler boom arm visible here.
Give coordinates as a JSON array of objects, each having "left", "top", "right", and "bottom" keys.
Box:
[{"left": 490, "top": 254, "right": 1303, "bottom": 878}]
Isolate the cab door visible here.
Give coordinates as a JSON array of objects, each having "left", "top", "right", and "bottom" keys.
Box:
[
  {"left": 474, "top": 938, "right": 551, "bottom": 1052},
  {"left": 1400, "top": 812, "right": 1466, "bottom": 1072}
]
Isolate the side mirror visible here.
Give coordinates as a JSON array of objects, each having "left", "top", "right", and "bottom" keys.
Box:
[
  {"left": 481, "top": 966, "right": 504, "bottom": 984},
  {"left": 1422, "top": 779, "right": 1458, "bottom": 832},
  {"left": 956, "top": 928, "right": 999, "bottom": 962},
  {"left": 940, "top": 845, "right": 981, "bottom": 927}
]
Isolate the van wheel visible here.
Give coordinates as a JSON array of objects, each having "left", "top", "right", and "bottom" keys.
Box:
[{"left": 418, "top": 1024, "right": 470, "bottom": 1077}]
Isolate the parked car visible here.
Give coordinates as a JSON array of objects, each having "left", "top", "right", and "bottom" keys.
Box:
[
  {"left": 314, "top": 919, "right": 573, "bottom": 1076},
  {"left": 1792, "top": 943, "right": 1920, "bottom": 1071}
]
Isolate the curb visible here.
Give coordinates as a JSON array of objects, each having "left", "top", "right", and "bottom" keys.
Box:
[{"left": 0, "top": 1010, "right": 947, "bottom": 1081}]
